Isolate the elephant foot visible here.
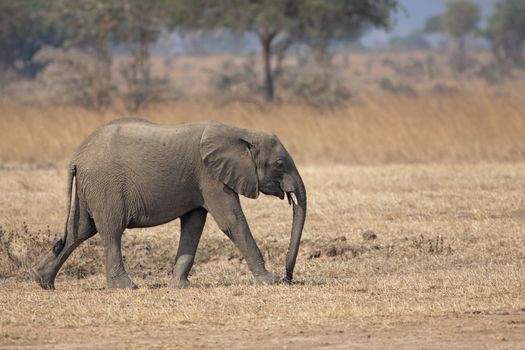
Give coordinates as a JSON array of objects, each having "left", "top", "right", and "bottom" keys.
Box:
[
  {"left": 169, "top": 278, "right": 191, "bottom": 289},
  {"left": 107, "top": 275, "right": 138, "bottom": 289},
  {"left": 255, "top": 271, "right": 281, "bottom": 285},
  {"left": 30, "top": 266, "right": 56, "bottom": 290}
]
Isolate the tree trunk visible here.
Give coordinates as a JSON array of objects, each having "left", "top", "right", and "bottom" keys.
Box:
[
  {"left": 260, "top": 33, "right": 274, "bottom": 102},
  {"left": 451, "top": 36, "right": 466, "bottom": 73},
  {"left": 122, "top": 1, "right": 152, "bottom": 112},
  {"left": 510, "top": 42, "right": 524, "bottom": 67},
  {"left": 95, "top": 29, "right": 112, "bottom": 109}
]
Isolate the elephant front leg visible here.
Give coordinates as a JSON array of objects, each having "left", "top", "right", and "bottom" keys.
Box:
[
  {"left": 206, "top": 193, "right": 280, "bottom": 285},
  {"left": 170, "top": 208, "right": 207, "bottom": 288},
  {"left": 225, "top": 218, "right": 280, "bottom": 284}
]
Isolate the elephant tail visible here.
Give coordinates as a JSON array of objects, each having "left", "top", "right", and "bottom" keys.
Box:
[{"left": 53, "top": 164, "right": 77, "bottom": 256}]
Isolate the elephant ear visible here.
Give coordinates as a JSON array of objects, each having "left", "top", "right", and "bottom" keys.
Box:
[{"left": 200, "top": 121, "right": 259, "bottom": 199}]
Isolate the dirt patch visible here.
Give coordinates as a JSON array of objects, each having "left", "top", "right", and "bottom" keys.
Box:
[{"left": 2, "top": 313, "right": 525, "bottom": 349}]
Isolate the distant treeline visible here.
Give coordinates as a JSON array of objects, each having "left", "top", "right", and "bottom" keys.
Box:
[
  {"left": 0, "top": 0, "right": 523, "bottom": 109},
  {"left": 0, "top": 0, "right": 399, "bottom": 106}
]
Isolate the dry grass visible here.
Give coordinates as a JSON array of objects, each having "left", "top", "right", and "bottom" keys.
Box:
[
  {"left": 1, "top": 89, "right": 525, "bottom": 165},
  {"left": 1, "top": 163, "right": 525, "bottom": 348},
  {"left": 1, "top": 71, "right": 525, "bottom": 347}
]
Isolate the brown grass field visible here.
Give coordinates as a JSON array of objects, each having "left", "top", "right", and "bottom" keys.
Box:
[{"left": 1, "top": 93, "right": 525, "bottom": 349}]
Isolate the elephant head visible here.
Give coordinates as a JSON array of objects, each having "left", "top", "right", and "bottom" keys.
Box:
[{"left": 200, "top": 121, "right": 307, "bottom": 282}]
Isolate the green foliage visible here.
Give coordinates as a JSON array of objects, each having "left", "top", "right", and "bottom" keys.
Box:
[
  {"left": 475, "top": 62, "right": 512, "bottom": 85},
  {"left": 423, "top": 0, "right": 480, "bottom": 73},
  {"left": 424, "top": 15, "right": 442, "bottom": 33},
  {"left": 51, "top": 0, "right": 168, "bottom": 48},
  {"left": 299, "top": 0, "right": 398, "bottom": 55},
  {"left": 442, "top": 0, "right": 480, "bottom": 38},
  {"left": 119, "top": 0, "right": 171, "bottom": 111},
  {"left": 211, "top": 59, "right": 259, "bottom": 93},
  {"left": 382, "top": 57, "right": 428, "bottom": 78},
  {"left": 485, "top": 0, "right": 525, "bottom": 66},
  {"left": 194, "top": 0, "right": 398, "bottom": 52},
  {"left": 423, "top": 0, "right": 480, "bottom": 38},
  {"left": 280, "top": 66, "right": 353, "bottom": 110},
  {"left": 431, "top": 83, "right": 460, "bottom": 96},
  {"left": 120, "top": 0, "right": 167, "bottom": 45},
  {"left": 0, "top": 0, "right": 65, "bottom": 77},
  {"left": 49, "top": 0, "right": 170, "bottom": 109},
  {"left": 390, "top": 30, "right": 430, "bottom": 50},
  {"left": 180, "top": 0, "right": 399, "bottom": 101},
  {"left": 52, "top": 0, "right": 123, "bottom": 46},
  {"left": 1, "top": 0, "right": 399, "bottom": 105},
  {"left": 378, "top": 77, "right": 418, "bottom": 98}
]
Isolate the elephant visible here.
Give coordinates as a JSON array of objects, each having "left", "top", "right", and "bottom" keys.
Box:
[{"left": 31, "top": 119, "right": 307, "bottom": 289}]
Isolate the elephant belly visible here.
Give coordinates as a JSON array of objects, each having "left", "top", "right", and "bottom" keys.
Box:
[
  {"left": 79, "top": 169, "right": 204, "bottom": 230},
  {"left": 127, "top": 189, "right": 204, "bottom": 228}
]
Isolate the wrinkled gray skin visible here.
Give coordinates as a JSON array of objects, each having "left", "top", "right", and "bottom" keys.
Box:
[{"left": 31, "top": 119, "right": 306, "bottom": 289}]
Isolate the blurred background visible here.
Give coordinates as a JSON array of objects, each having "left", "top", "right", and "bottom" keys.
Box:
[{"left": 1, "top": 0, "right": 524, "bottom": 165}]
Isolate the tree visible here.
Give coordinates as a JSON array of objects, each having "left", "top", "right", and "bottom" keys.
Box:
[
  {"left": 119, "top": 0, "right": 167, "bottom": 110},
  {"left": 53, "top": 0, "right": 124, "bottom": 108},
  {"left": 299, "top": 0, "right": 398, "bottom": 64},
  {"left": 202, "top": 0, "right": 302, "bottom": 102},
  {"left": 485, "top": 0, "right": 525, "bottom": 67},
  {"left": 51, "top": 0, "right": 169, "bottom": 110},
  {"left": 0, "top": 0, "right": 65, "bottom": 77},
  {"left": 425, "top": 0, "right": 480, "bottom": 73},
  {"left": 390, "top": 30, "right": 431, "bottom": 50},
  {"left": 176, "top": 0, "right": 399, "bottom": 102}
]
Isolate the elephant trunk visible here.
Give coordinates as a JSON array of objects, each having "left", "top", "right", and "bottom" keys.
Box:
[{"left": 284, "top": 170, "right": 307, "bottom": 283}]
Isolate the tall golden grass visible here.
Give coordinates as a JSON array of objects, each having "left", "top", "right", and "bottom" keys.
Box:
[{"left": 1, "top": 90, "right": 525, "bottom": 165}]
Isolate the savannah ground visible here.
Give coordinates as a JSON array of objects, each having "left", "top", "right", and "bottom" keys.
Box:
[
  {"left": 1, "top": 162, "right": 525, "bottom": 349},
  {"left": 1, "top": 93, "right": 525, "bottom": 349}
]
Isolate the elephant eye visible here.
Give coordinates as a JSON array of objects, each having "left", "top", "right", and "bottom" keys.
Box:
[{"left": 275, "top": 159, "right": 284, "bottom": 167}]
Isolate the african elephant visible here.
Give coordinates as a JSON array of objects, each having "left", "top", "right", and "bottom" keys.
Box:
[{"left": 31, "top": 119, "right": 307, "bottom": 289}]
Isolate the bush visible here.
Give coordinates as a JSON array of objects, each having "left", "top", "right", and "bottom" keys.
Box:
[
  {"left": 31, "top": 46, "right": 108, "bottom": 108},
  {"left": 431, "top": 83, "right": 460, "bottom": 96},
  {"left": 279, "top": 66, "right": 353, "bottom": 110},
  {"left": 209, "top": 58, "right": 260, "bottom": 104},
  {"left": 475, "top": 62, "right": 511, "bottom": 85},
  {"left": 119, "top": 62, "right": 181, "bottom": 112},
  {"left": 0, "top": 224, "right": 102, "bottom": 280},
  {"left": 378, "top": 77, "right": 418, "bottom": 97}
]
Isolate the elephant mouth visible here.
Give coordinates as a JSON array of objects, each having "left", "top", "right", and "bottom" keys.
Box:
[{"left": 260, "top": 181, "right": 286, "bottom": 199}]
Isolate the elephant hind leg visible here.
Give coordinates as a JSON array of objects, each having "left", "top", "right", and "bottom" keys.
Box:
[
  {"left": 100, "top": 229, "right": 137, "bottom": 289},
  {"left": 31, "top": 200, "right": 97, "bottom": 289},
  {"left": 170, "top": 208, "right": 207, "bottom": 288},
  {"left": 93, "top": 211, "right": 137, "bottom": 289}
]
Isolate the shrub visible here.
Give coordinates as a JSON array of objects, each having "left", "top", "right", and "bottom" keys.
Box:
[
  {"left": 378, "top": 77, "right": 418, "bottom": 97},
  {"left": 279, "top": 66, "right": 353, "bottom": 110}
]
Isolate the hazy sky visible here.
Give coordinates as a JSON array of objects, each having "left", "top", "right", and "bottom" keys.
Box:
[{"left": 362, "top": 0, "right": 497, "bottom": 47}]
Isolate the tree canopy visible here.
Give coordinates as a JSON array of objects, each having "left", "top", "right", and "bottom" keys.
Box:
[
  {"left": 0, "top": 0, "right": 65, "bottom": 77},
  {"left": 178, "top": 0, "right": 399, "bottom": 100},
  {"left": 486, "top": 0, "right": 525, "bottom": 66},
  {"left": 424, "top": 0, "right": 480, "bottom": 73}
]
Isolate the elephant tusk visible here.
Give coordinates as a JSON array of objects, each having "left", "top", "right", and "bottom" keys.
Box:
[
  {"left": 286, "top": 192, "right": 298, "bottom": 206},
  {"left": 291, "top": 192, "right": 298, "bottom": 206}
]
